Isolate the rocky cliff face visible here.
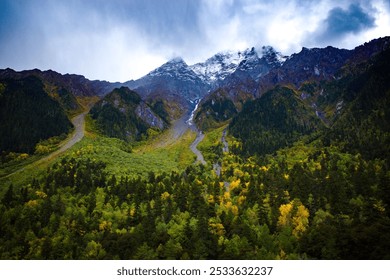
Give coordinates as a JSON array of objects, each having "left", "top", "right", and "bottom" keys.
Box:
[
  {"left": 257, "top": 46, "right": 352, "bottom": 96},
  {"left": 257, "top": 36, "right": 390, "bottom": 96},
  {"left": 124, "top": 58, "right": 209, "bottom": 105},
  {"left": 89, "top": 87, "right": 166, "bottom": 141},
  {"left": 135, "top": 102, "right": 165, "bottom": 130}
]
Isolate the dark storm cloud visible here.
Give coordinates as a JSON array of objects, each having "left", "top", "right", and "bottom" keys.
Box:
[{"left": 318, "top": 3, "right": 376, "bottom": 41}]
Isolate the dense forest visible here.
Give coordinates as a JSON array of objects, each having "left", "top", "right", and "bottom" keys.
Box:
[
  {"left": 0, "top": 144, "right": 389, "bottom": 259},
  {"left": 0, "top": 76, "right": 73, "bottom": 154},
  {"left": 229, "top": 86, "right": 323, "bottom": 156}
]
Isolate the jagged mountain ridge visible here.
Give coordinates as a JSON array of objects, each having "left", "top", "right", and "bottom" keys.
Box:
[
  {"left": 190, "top": 46, "right": 286, "bottom": 87},
  {"left": 2, "top": 37, "right": 389, "bottom": 103},
  {"left": 124, "top": 46, "right": 286, "bottom": 104},
  {"left": 0, "top": 68, "right": 118, "bottom": 97},
  {"left": 123, "top": 58, "right": 208, "bottom": 104},
  {"left": 1, "top": 36, "right": 389, "bottom": 131},
  {"left": 194, "top": 36, "right": 390, "bottom": 130},
  {"left": 118, "top": 45, "right": 286, "bottom": 123},
  {"left": 257, "top": 37, "right": 390, "bottom": 96}
]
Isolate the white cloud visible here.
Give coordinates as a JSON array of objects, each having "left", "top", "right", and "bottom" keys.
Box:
[
  {"left": 0, "top": 0, "right": 389, "bottom": 82},
  {"left": 43, "top": 25, "right": 167, "bottom": 82}
]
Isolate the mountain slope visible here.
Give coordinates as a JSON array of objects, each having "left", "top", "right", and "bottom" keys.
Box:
[
  {"left": 89, "top": 87, "right": 166, "bottom": 142},
  {"left": 125, "top": 58, "right": 208, "bottom": 103},
  {"left": 0, "top": 68, "right": 117, "bottom": 98},
  {"left": 120, "top": 46, "right": 286, "bottom": 123},
  {"left": 0, "top": 76, "right": 73, "bottom": 153},
  {"left": 257, "top": 36, "right": 390, "bottom": 97},
  {"left": 190, "top": 51, "right": 245, "bottom": 86},
  {"left": 122, "top": 58, "right": 209, "bottom": 121},
  {"left": 194, "top": 37, "right": 390, "bottom": 134},
  {"left": 324, "top": 47, "right": 390, "bottom": 160},
  {"left": 229, "top": 86, "right": 324, "bottom": 156},
  {"left": 194, "top": 87, "right": 254, "bottom": 131},
  {"left": 257, "top": 46, "right": 351, "bottom": 96},
  {"left": 190, "top": 46, "right": 286, "bottom": 87},
  {"left": 192, "top": 47, "right": 285, "bottom": 130}
]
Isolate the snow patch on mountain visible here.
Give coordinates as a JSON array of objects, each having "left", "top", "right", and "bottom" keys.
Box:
[
  {"left": 189, "top": 46, "right": 287, "bottom": 87},
  {"left": 124, "top": 45, "right": 287, "bottom": 104},
  {"left": 190, "top": 51, "right": 245, "bottom": 85}
]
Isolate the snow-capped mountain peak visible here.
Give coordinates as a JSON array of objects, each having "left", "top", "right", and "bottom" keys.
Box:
[
  {"left": 188, "top": 45, "right": 285, "bottom": 87},
  {"left": 124, "top": 44, "right": 286, "bottom": 105},
  {"left": 261, "top": 46, "right": 288, "bottom": 65},
  {"left": 189, "top": 50, "right": 248, "bottom": 85},
  {"left": 148, "top": 57, "right": 188, "bottom": 77}
]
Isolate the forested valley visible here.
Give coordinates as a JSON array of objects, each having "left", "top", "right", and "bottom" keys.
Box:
[{"left": 0, "top": 40, "right": 389, "bottom": 260}]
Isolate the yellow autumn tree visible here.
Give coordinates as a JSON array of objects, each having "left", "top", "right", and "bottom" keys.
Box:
[
  {"left": 208, "top": 194, "right": 215, "bottom": 204},
  {"left": 229, "top": 178, "right": 241, "bottom": 191},
  {"left": 277, "top": 199, "right": 309, "bottom": 238},
  {"left": 277, "top": 203, "right": 293, "bottom": 227},
  {"left": 99, "top": 220, "right": 112, "bottom": 231},
  {"left": 231, "top": 205, "right": 239, "bottom": 216},
  {"left": 292, "top": 205, "right": 309, "bottom": 237},
  {"left": 209, "top": 217, "right": 226, "bottom": 236},
  {"left": 161, "top": 191, "right": 170, "bottom": 200}
]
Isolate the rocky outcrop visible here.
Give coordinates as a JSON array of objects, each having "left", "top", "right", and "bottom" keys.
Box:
[
  {"left": 257, "top": 46, "right": 351, "bottom": 96},
  {"left": 89, "top": 87, "right": 167, "bottom": 141},
  {"left": 135, "top": 102, "right": 165, "bottom": 130}
]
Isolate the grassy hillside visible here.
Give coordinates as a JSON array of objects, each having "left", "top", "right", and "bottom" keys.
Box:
[{"left": 61, "top": 131, "right": 197, "bottom": 178}]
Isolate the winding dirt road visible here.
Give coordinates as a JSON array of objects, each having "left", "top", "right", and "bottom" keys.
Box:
[
  {"left": 190, "top": 130, "right": 206, "bottom": 165},
  {"left": 4, "top": 102, "right": 206, "bottom": 181},
  {"left": 2, "top": 111, "right": 87, "bottom": 179},
  {"left": 38, "top": 112, "right": 86, "bottom": 162}
]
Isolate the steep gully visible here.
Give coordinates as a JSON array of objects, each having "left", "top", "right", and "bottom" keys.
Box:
[{"left": 186, "top": 100, "right": 230, "bottom": 191}]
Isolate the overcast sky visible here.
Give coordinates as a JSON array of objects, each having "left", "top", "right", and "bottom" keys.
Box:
[{"left": 0, "top": 0, "right": 389, "bottom": 82}]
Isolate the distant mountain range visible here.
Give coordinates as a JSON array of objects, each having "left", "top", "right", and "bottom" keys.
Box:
[
  {"left": 194, "top": 37, "right": 390, "bottom": 130},
  {"left": 2, "top": 36, "right": 388, "bottom": 106},
  {"left": 1, "top": 36, "right": 389, "bottom": 153}
]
